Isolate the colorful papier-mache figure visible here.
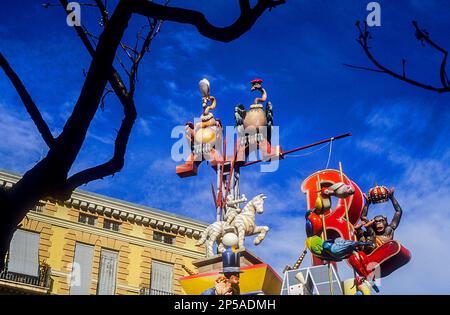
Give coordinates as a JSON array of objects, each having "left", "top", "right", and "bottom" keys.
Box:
[
  {"left": 202, "top": 233, "right": 241, "bottom": 295},
  {"left": 353, "top": 185, "right": 411, "bottom": 278},
  {"left": 352, "top": 276, "right": 372, "bottom": 295},
  {"left": 224, "top": 194, "right": 247, "bottom": 226},
  {"left": 304, "top": 181, "right": 378, "bottom": 289},
  {"left": 362, "top": 186, "right": 402, "bottom": 249},
  {"left": 306, "top": 235, "right": 370, "bottom": 262},
  {"left": 176, "top": 79, "right": 223, "bottom": 177},
  {"left": 196, "top": 194, "right": 269, "bottom": 257},
  {"left": 234, "top": 79, "right": 281, "bottom": 163}
]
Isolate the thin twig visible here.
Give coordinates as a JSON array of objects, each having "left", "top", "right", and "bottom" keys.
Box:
[
  {"left": 349, "top": 20, "right": 450, "bottom": 93},
  {"left": 0, "top": 53, "right": 55, "bottom": 147}
]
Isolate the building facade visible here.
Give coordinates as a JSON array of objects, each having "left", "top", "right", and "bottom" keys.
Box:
[{"left": 0, "top": 170, "right": 207, "bottom": 295}]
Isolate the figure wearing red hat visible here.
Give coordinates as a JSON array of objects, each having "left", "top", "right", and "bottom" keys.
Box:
[{"left": 234, "top": 79, "right": 281, "bottom": 163}]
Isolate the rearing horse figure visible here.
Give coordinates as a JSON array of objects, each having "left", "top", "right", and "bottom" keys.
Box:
[
  {"left": 196, "top": 194, "right": 269, "bottom": 256},
  {"left": 234, "top": 194, "right": 269, "bottom": 251}
]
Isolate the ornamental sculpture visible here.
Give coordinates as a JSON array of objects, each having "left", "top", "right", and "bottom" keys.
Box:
[
  {"left": 176, "top": 79, "right": 223, "bottom": 178},
  {"left": 197, "top": 194, "right": 269, "bottom": 257},
  {"left": 234, "top": 79, "right": 281, "bottom": 162}
]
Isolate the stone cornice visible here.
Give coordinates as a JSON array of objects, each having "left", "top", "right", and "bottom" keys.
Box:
[
  {"left": 27, "top": 212, "right": 205, "bottom": 260},
  {"left": 0, "top": 170, "right": 207, "bottom": 239}
]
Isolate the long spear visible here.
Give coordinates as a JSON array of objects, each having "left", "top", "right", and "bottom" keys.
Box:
[
  {"left": 317, "top": 174, "right": 334, "bottom": 296},
  {"left": 243, "top": 132, "right": 351, "bottom": 167}
]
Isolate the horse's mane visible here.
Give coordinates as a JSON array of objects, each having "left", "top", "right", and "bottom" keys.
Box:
[{"left": 242, "top": 195, "right": 264, "bottom": 213}]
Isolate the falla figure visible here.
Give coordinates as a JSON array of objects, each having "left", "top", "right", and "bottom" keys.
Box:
[
  {"left": 176, "top": 79, "right": 223, "bottom": 177},
  {"left": 352, "top": 185, "right": 411, "bottom": 280},
  {"left": 234, "top": 79, "right": 281, "bottom": 163},
  {"left": 359, "top": 186, "right": 403, "bottom": 252},
  {"left": 201, "top": 233, "right": 241, "bottom": 295}
]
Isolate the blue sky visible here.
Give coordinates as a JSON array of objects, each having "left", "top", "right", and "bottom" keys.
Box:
[{"left": 1, "top": 0, "right": 449, "bottom": 294}]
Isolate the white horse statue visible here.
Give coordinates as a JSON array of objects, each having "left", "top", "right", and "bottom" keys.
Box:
[{"left": 196, "top": 194, "right": 269, "bottom": 257}]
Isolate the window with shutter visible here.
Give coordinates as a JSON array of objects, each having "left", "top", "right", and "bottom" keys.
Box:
[
  {"left": 8, "top": 230, "right": 40, "bottom": 277},
  {"left": 97, "top": 249, "right": 118, "bottom": 295},
  {"left": 103, "top": 219, "right": 120, "bottom": 232},
  {"left": 153, "top": 232, "right": 174, "bottom": 245},
  {"left": 70, "top": 243, "right": 94, "bottom": 295},
  {"left": 78, "top": 213, "right": 97, "bottom": 226},
  {"left": 150, "top": 261, "right": 173, "bottom": 295}
]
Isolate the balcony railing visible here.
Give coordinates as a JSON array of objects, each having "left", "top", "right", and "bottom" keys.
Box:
[
  {"left": 30, "top": 203, "right": 44, "bottom": 213},
  {"left": 139, "top": 288, "right": 175, "bottom": 295},
  {"left": 0, "top": 263, "right": 51, "bottom": 289}
]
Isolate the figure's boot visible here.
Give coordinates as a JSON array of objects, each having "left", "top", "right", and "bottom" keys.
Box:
[
  {"left": 259, "top": 139, "right": 282, "bottom": 161},
  {"left": 208, "top": 148, "right": 224, "bottom": 169},
  {"left": 348, "top": 252, "right": 370, "bottom": 278},
  {"left": 176, "top": 154, "right": 199, "bottom": 178},
  {"left": 348, "top": 251, "right": 380, "bottom": 292},
  {"left": 235, "top": 141, "right": 248, "bottom": 166}
]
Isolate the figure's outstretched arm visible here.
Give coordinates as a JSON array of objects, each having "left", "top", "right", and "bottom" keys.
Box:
[
  {"left": 389, "top": 188, "right": 403, "bottom": 230},
  {"left": 360, "top": 194, "right": 371, "bottom": 223}
]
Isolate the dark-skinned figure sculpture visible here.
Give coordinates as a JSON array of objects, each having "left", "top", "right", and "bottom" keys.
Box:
[
  {"left": 358, "top": 186, "right": 403, "bottom": 253},
  {"left": 352, "top": 185, "right": 411, "bottom": 279}
]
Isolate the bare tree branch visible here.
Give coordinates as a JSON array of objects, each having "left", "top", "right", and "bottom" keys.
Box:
[
  {"left": 129, "top": 19, "right": 162, "bottom": 97},
  {"left": 131, "top": 0, "right": 286, "bottom": 43},
  {"left": 239, "top": 0, "right": 252, "bottom": 14},
  {"left": 53, "top": 0, "right": 133, "bottom": 176},
  {"left": 30, "top": 0, "right": 285, "bottom": 191},
  {"left": 1, "top": 0, "right": 282, "bottom": 270},
  {"left": 58, "top": 0, "right": 136, "bottom": 190},
  {"left": 0, "top": 52, "right": 55, "bottom": 147},
  {"left": 64, "top": 97, "right": 136, "bottom": 192},
  {"left": 412, "top": 21, "right": 449, "bottom": 88},
  {"left": 93, "top": 0, "right": 109, "bottom": 26},
  {"left": 59, "top": 0, "right": 130, "bottom": 105},
  {"left": 59, "top": 0, "right": 162, "bottom": 190},
  {"left": 349, "top": 20, "right": 450, "bottom": 93},
  {"left": 343, "top": 63, "right": 384, "bottom": 73}
]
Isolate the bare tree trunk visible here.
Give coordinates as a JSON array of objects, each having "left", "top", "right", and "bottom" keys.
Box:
[
  {"left": 0, "top": 0, "right": 285, "bottom": 269},
  {"left": 0, "top": 0, "right": 133, "bottom": 268}
]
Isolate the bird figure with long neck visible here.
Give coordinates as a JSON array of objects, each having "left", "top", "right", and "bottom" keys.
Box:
[
  {"left": 234, "top": 79, "right": 278, "bottom": 162},
  {"left": 176, "top": 78, "right": 223, "bottom": 178}
]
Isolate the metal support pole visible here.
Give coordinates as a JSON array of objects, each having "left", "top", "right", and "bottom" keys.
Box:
[{"left": 216, "top": 163, "right": 221, "bottom": 222}]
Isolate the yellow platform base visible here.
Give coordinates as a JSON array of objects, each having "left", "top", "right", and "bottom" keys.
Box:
[{"left": 179, "top": 263, "right": 281, "bottom": 295}]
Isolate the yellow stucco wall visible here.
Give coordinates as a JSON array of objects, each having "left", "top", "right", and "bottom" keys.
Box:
[
  {"left": 129, "top": 223, "right": 145, "bottom": 239},
  {"left": 8, "top": 196, "right": 206, "bottom": 295},
  {"left": 127, "top": 244, "right": 144, "bottom": 288},
  {"left": 47, "top": 226, "right": 67, "bottom": 271}
]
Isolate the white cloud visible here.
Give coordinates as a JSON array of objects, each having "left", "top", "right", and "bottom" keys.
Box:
[
  {"left": 164, "top": 80, "right": 178, "bottom": 92},
  {"left": 138, "top": 117, "right": 152, "bottom": 136},
  {"left": 171, "top": 30, "right": 211, "bottom": 56},
  {"left": 156, "top": 60, "right": 176, "bottom": 73},
  {"left": 219, "top": 82, "right": 247, "bottom": 93},
  {"left": 138, "top": 157, "right": 215, "bottom": 221},
  {"left": 370, "top": 153, "right": 450, "bottom": 294},
  {"left": 350, "top": 100, "right": 450, "bottom": 294},
  {"left": 0, "top": 103, "right": 47, "bottom": 172},
  {"left": 87, "top": 132, "right": 115, "bottom": 145},
  {"left": 163, "top": 99, "right": 196, "bottom": 125},
  {"left": 237, "top": 99, "right": 450, "bottom": 294}
]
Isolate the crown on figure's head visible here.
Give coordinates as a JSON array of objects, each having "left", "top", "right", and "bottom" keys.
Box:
[{"left": 368, "top": 185, "right": 390, "bottom": 203}]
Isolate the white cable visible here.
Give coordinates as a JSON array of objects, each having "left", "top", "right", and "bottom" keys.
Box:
[
  {"left": 284, "top": 142, "right": 330, "bottom": 158},
  {"left": 325, "top": 137, "right": 333, "bottom": 169}
]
